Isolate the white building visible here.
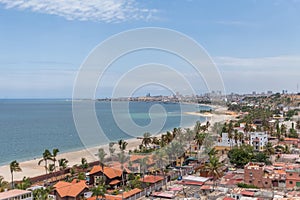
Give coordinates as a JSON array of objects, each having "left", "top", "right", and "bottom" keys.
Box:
[
  {"left": 0, "top": 189, "right": 33, "bottom": 200},
  {"left": 249, "top": 132, "right": 268, "bottom": 151},
  {"left": 218, "top": 132, "right": 242, "bottom": 147}
]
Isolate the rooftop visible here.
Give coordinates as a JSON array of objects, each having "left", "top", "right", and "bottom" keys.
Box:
[
  {"left": 54, "top": 180, "right": 88, "bottom": 198},
  {"left": 0, "top": 189, "right": 32, "bottom": 199}
]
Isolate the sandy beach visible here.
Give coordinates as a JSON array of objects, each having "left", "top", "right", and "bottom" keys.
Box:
[{"left": 0, "top": 104, "right": 235, "bottom": 182}]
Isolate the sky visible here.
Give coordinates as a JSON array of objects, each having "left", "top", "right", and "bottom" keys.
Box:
[{"left": 0, "top": 0, "right": 300, "bottom": 98}]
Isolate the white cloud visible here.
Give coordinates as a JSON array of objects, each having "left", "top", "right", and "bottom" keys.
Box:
[
  {"left": 0, "top": 0, "right": 157, "bottom": 23},
  {"left": 214, "top": 55, "right": 300, "bottom": 69}
]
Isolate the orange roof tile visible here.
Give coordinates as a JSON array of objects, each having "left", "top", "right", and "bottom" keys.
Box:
[
  {"left": 54, "top": 181, "right": 88, "bottom": 198},
  {"left": 89, "top": 166, "right": 123, "bottom": 179},
  {"left": 140, "top": 175, "right": 164, "bottom": 183},
  {"left": 284, "top": 138, "right": 299, "bottom": 141},
  {"left": 109, "top": 179, "right": 120, "bottom": 185},
  {"left": 87, "top": 188, "right": 142, "bottom": 200}
]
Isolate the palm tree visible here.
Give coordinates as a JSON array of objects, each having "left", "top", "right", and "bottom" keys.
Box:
[
  {"left": 38, "top": 149, "right": 53, "bottom": 175},
  {"left": 195, "top": 132, "right": 207, "bottom": 150},
  {"left": 16, "top": 177, "right": 31, "bottom": 190},
  {"left": 10, "top": 160, "right": 22, "bottom": 188},
  {"left": 48, "top": 163, "right": 56, "bottom": 176},
  {"left": 194, "top": 121, "right": 202, "bottom": 134},
  {"left": 153, "top": 150, "right": 168, "bottom": 189},
  {"left": 204, "top": 155, "right": 224, "bottom": 190},
  {"left": 118, "top": 139, "right": 128, "bottom": 152},
  {"left": 97, "top": 148, "right": 107, "bottom": 184},
  {"left": 0, "top": 176, "right": 9, "bottom": 192},
  {"left": 91, "top": 184, "right": 107, "bottom": 200},
  {"left": 151, "top": 137, "right": 160, "bottom": 146},
  {"left": 109, "top": 142, "right": 116, "bottom": 162},
  {"left": 117, "top": 152, "right": 129, "bottom": 189},
  {"left": 139, "top": 157, "right": 149, "bottom": 181},
  {"left": 185, "top": 128, "right": 196, "bottom": 156},
  {"left": 208, "top": 148, "right": 218, "bottom": 158},
  {"left": 80, "top": 157, "right": 89, "bottom": 171},
  {"left": 141, "top": 132, "right": 152, "bottom": 148},
  {"left": 58, "top": 158, "right": 69, "bottom": 171},
  {"left": 33, "top": 187, "right": 52, "bottom": 200},
  {"left": 51, "top": 148, "right": 59, "bottom": 172}
]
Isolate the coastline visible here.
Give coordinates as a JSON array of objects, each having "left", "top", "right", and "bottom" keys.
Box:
[{"left": 0, "top": 104, "right": 234, "bottom": 182}]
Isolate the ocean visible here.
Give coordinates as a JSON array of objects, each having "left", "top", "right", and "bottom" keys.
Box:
[{"left": 0, "top": 99, "right": 209, "bottom": 165}]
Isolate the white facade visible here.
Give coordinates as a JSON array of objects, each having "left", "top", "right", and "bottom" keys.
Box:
[
  {"left": 0, "top": 189, "right": 33, "bottom": 200},
  {"left": 249, "top": 132, "right": 268, "bottom": 151},
  {"left": 218, "top": 132, "right": 242, "bottom": 147}
]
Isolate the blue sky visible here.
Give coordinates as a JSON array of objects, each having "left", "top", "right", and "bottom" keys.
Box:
[{"left": 0, "top": 0, "right": 299, "bottom": 98}]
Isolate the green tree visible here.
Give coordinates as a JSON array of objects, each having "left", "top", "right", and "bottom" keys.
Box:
[
  {"left": 204, "top": 156, "right": 224, "bottom": 180},
  {"left": 139, "top": 156, "right": 149, "bottom": 181},
  {"left": 108, "top": 142, "right": 116, "bottom": 161},
  {"left": 228, "top": 145, "right": 254, "bottom": 168},
  {"left": 118, "top": 139, "right": 128, "bottom": 152},
  {"left": 153, "top": 150, "right": 168, "bottom": 189},
  {"left": 51, "top": 148, "right": 59, "bottom": 173},
  {"left": 91, "top": 184, "right": 107, "bottom": 200},
  {"left": 38, "top": 149, "right": 53, "bottom": 175},
  {"left": 80, "top": 157, "right": 89, "bottom": 171},
  {"left": 97, "top": 148, "right": 107, "bottom": 184},
  {"left": 141, "top": 132, "right": 152, "bottom": 148},
  {"left": 33, "top": 187, "right": 52, "bottom": 200},
  {"left": 16, "top": 177, "right": 31, "bottom": 190},
  {"left": 10, "top": 160, "right": 22, "bottom": 188},
  {"left": 264, "top": 142, "right": 275, "bottom": 156},
  {"left": 117, "top": 152, "right": 129, "bottom": 189},
  {"left": 0, "top": 176, "right": 9, "bottom": 192},
  {"left": 58, "top": 158, "right": 69, "bottom": 171},
  {"left": 195, "top": 133, "right": 207, "bottom": 151},
  {"left": 253, "top": 152, "right": 271, "bottom": 165}
]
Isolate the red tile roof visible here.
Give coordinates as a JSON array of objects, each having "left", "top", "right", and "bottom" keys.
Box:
[
  {"left": 87, "top": 188, "right": 142, "bottom": 200},
  {"left": 223, "top": 198, "right": 235, "bottom": 200},
  {"left": 200, "top": 185, "right": 212, "bottom": 190},
  {"left": 140, "top": 175, "right": 164, "bottom": 183},
  {"left": 89, "top": 166, "right": 123, "bottom": 179},
  {"left": 241, "top": 190, "right": 255, "bottom": 197},
  {"left": 54, "top": 180, "right": 88, "bottom": 198},
  {"left": 109, "top": 179, "right": 120, "bottom": 185}
]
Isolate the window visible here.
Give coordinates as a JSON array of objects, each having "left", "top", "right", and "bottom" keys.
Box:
[
  {"left": 290, "top": 173, "right": 293, "bottom": 176},
  {"left": 249, "top": 180, "right": 252, "bottom": 184},
  {"left": 265, "top": 182, "right": 268, "bottom": 185},
  {"left": 290, "top": 181, "right": 293, "bottom": 184}
]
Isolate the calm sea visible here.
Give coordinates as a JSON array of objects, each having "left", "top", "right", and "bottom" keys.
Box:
[{"left": 0, "top": 99, "right": 208, "bottom": 165}]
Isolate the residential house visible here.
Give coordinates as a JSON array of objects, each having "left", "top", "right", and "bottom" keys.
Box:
[
  {"left": 0, "top": 189, "right": 33, "bottom": 200},
  {"left": 88, "top": 165, "right": 123, "bottom": 187},
  {"left": 53, "top": 180, "right": 89, "bottom": 200},
  {"left": 244, "top": 162, "right": 300, "bottom": 189},
  {"left": 249, "top": 132, "right": 268, "bottom": 151}
]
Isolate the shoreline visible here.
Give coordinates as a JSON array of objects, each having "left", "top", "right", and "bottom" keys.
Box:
[{"left": 0, "top": 104, "right": 234, "bottom": 182}]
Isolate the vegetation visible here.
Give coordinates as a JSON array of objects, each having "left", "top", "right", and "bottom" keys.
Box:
[
  {"left": 228, "top": 145, "right": 271, "bottom": 167},
  {"left": 91, "top": 184, "right": 107, "bottom": 200},
  {"left": 237, "top": 182, "right": 258, "bottom": 189},
  {"left": 0, "top": 176, "right": 9, "bottom": 192},
  {"left": 10, "top": 160, "right": 22, "bottom": 189}
]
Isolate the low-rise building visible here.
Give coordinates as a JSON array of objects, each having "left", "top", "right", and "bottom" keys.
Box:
[
  {"left": 244, "top": 162, "right": 300, "bottom": 189},
  {"left": 53, "top": 180, "right": 89, "bottom": 200},
  {"left": 0, "top": 189, "right": 33, "bottom": 200},
  {"left": 249, "top": 132, "right": 268, "bottom": 151}
]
